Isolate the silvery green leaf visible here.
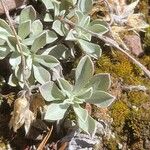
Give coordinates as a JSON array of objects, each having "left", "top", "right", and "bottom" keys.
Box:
[
  {"left": 28, "top": 70, "right": 35, "bottom": 85},
  {"left": 14, "top": 66, "right": 23, "bottom": 82},
  {"left": 7, "top": 35, "right": 22, "bottom": 52},
  {"left": 52, "top": 20, "right": 65, "bottom": 36},
  {"left": 40, "top": 81, "right": 65, "bottom": 101},
  {"left": 9, "top": 52, "right": 21, "bottom": 69},
  {"left": 51, "top": 65, "right": 64, "bottom": 81},
  {"left": 43, "top": 44, "right": 72, "bottom": 60},
  {"left": 77, "top": 15, "right": 90, "bottom": 28},
  {"left": 78, "top": 39, "right": 101, "bottom": 59},
  {"left": 0, "top": 38, "right": 5, "bottom": 45},
  {"left": 60, "top": 0, "right": 71, "bottom": 11},
  {"left": 77, "top": 0, "right": 93, "bottom": 14},
  {"left": 73, "top": 97, "right": 84, "bottom": 104},
  {"left": 76, "top": 88, "right": 93, "bottom": 99},
  {"left": 34, "top": 54, "right": 59, "bottom": 68},
  {"left": 0, "top": 46, "right": 10, "bottom": 59},
  {"left": 14, "top": 66, "right": 23, "bottom": 83},
  {"left": 85, "top": 73, "right": 111, "bottom": 91},
  {"left": 33, "top": 63, "right": 50, "bottom": 84},
  {"left": 22, "top": 35, "right": 38, "bottom": 46},
  {"left": 88, "top": 24, "right": 108, "bottom": 35},
  {"left": 30, "top": 20, "right": 43, "bottom": 36},
  {"left": 19, "top": 6, "right": 36, "bottom": 23},
  {"left": 26, "top": 55, "right": 33, "bottom": 70},
  {"left": 65, "top": 29, "right": 77, "bottom": 41},
  {"left": 74, "top": 55, "right": 94, "bottom": 92},
  {"left": 73, "top": 104, "right": 88, "bottom": 122},
  {"left": 31, "top": 32, "right": 47, "bottom": 53},
  {"left": 46, "top": 30, "right": 58, "bottom": 44},
  {"left": 75, "top": 10, "right": 84, "bottom": 23},
  {"left": 86, "top": 91, "right": 115, "bottom": 108},
  {"left": 75, "top": 12, "right": 91, "bottom": 41},
  {"left": 18, "top": 21, "right": 31, "bottom": 39},
  {"left": 0, "top": 27, "right": 11, "bottom": 41},
  {"left": 77, "top": 114, "right": 96, "bottom": 137},
  {"left": 44, "top": 13, "right": 53, "bottom": 22},
  {"left": 79, "top": 32, "right": 91, "bottom": 41},
  {"left": 18, "top": 43, "right": 30, "bottom": 56},
  {"left": 90, "top": 19, "right": 108, "bottom": 27},
  {"left": 57, "top": 78, "right": 73, "bottom": 92},
  {"left": 8, "top": 35, "right": 17, "bottom": 44},
  {"left": 53, "top": 1, "right": 61, "bottom": 16},
  {"left": 44, "top": 103, "right": 69, "bottom": 121},
  {"left": 60, "top": 0, "right": 76, "bottom": 11},
  {"left": 0, "top": 19, "right": 13, "bottom": 34},
  {"left": 41, "top": 0, "right": 54, "bottom": 9},
  {"left": 68, "top": 0, "right": 77, "bottom": 5},
  {"left": 8, "top": 74, "right": 18, "bottom": 87},
  {"left": 18, "top": 81, "right": 24, "bottom": 88}
]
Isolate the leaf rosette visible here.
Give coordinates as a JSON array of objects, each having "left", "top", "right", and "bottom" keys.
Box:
[{"left": 40, "top": 55, "right": 115, "bottom": 136}]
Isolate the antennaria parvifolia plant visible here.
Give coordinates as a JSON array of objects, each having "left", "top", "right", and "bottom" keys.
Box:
[{"left": 0, "top": 0, "right": 149, "bottom": 138}]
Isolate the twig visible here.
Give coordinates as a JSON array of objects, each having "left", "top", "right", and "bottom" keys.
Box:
[
  {"left": 1, "top": 0, "right": 30, "bottom": 91},
  {"left": 122, "top": 85, "right": 148, "bottom": 92},
  {"left": 37, "top": 126, "right": 53, "bottom": 150},
  {"left": 59, "top": 17, "right": 150, "bottom": 79}
]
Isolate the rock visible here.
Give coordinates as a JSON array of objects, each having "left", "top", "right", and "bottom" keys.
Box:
[
  {"left": 0, "top": 0, "right": 28, "bottom": 15},
  {"left": 124, "top": 34, "right": 143, "bottom": 57},
  {"left": 58, "top": 120, "right": 112, "bottom": 150}
]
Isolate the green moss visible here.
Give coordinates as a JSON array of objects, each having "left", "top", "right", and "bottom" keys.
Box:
[
  {"left": 96, "top": 40, "right": 150, "bottom": 149},
  {"left": 103, "top": 137, "right": 118, "bottom": 150},
  {"left": 111, "top": 100, "right": 130, "bottom": 130},
  {"left": 124, "top": 108, "right": 150, "bottom": 149},
  {"left": 96, "top": 51, "right": 147, "bottom": 85},
  {"left": 127, "top": 91, "right": 149, "bottom": 106},
  {"left": 140, "top": 55, "right": 150, "bottom": 70},
  {"left": 144, "top": 27, "right": 150, "bottom": 47}
]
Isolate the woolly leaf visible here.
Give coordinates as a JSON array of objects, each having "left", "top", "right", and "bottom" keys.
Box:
[
  {"left": 0, "top": 19, "right": 13, "bottom": 34},
  {"left": 31, "top": 32, "right": 47, "bottom": 53},
  {"left": 33, "top": 63, "right": 50, "bottom": 84},
  {"left": 41, "top": 0, "right": 54, "bottom": 9},
  {"left": 78, "top": 39, "right": 101, "bottom": 59},
  {"left": 86, "top": 91, "right": 115, "bottom": 108},
  {"left": 40, "top": 81, "right": 65, "bottom": 101},
  {"left": 20, "top": 6, "right": 36, "bottom": 23},
  {"left": 74, "top": 55, "right": 94, "bottom": 92},
  {"left": 85, "top": 73, "right": 111, "bottom": 91},
  {"left": 34, "top": 54, "right": 59, "bottom": 68},
  {"left": 18, "top": 21, "right": 31, "bottom": 39},
  {"left": 77, "top": 0, "right": 93, "bottom": 14},
  {"left": 52, "top": 20, "right": 65, "bottom": 36},
  {"left": 76, "top": 88, "right": 93, "bottom": 99},
  {"left": 30, "top": 20, "right": 43, "bottom": 36},
  {"left": 78, "top": 114, "right": 96, "bottom": 137},
  {"left": 89, "top": 24, "right": 108, "bottom": 35},
  {"left": 57, "top": 78, "right": 73, "bottom": 92},
  {"left": 0, "top": 46, "right": 10, "bottom": 59},
  {"left": 44, "top": 13, "right": 53, "bottom": 22},
  {"left": 46, "top": 30, "right": 58, "bottom": 43},
  {"left": 9, "top": 52, "right": 21, "bottom": 69},
  {"left": 45, "top": 103, "right": 69, "bottom": 121},
  {"left": 73, "top": 104, "right": 88, "bottom": 122},
  {"left": 43, "top": 44, "right": 72, "bottom": 60}
]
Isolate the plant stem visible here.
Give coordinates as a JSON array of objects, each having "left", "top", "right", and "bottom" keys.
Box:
[
  {"left": 59, "top": 17, "right": 150, "bottom": 79},
  {"left": 37, "top": 126, "right": 53, "bottom": 150},
  {"left": 1, "top": 0, "right": 30, "bottom": 91}
]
